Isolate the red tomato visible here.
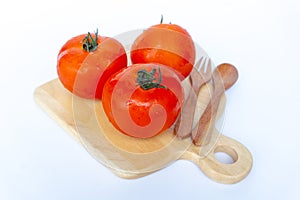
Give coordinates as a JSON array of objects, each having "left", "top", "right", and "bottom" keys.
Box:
[
  {"left": 130, "top": 23, "right": 195, "bottom": 79},
  {"left": 102, "top": 63, "right": 184, "bottom": 138},
  {"left": 57, "top": 29, "right": 127, "bottom": 99}
]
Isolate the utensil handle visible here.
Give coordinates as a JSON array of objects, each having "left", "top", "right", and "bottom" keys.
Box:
[
  {"left": 182, "top": 129, "right": 253, "bottom": 184},
  {"left": 174, "top": 86, "right": 199, "bottom": 138}
]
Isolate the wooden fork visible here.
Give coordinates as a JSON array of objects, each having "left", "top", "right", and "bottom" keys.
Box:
[{"left": 174, "top": 57, "right": 212, "bottom": 138}]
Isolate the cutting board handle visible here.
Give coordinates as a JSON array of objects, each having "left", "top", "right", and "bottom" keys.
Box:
[{"left": 181, "top": 128, "right": 253, "bottom": 184}]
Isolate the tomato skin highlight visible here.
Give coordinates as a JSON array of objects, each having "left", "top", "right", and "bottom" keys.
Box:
[
  {"left": 130, "top": 23, "right": 196, "bottom": 79},
  {"left": 57, "top": 33, "right": 127, "bottom": 99},
  {"left": 102, "top": 63, "right": 184, "bottom": 138}
]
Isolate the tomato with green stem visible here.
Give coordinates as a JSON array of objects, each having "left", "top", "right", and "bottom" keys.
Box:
[
  {"left": 57, "top": 29, "right": 127, "bottom": 99},
  {"left": 102, "top": 63, "right": 184, "bottom": 138}
]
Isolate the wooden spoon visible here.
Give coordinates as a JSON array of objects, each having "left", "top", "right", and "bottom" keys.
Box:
[{"left": 192, "top": 63, "right": 238, "bottom": 145}]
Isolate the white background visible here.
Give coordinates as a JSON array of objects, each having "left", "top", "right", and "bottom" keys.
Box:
[{"left": 1, "top": 0, "right": 300, "bottom": 199}]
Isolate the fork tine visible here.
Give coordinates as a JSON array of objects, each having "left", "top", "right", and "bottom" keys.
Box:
[
  {"left": 199, "top": 59, "right": 206, "bottom": 73},
  {"left": 199, "top": 57, "right": 209, "bottom": 73},
  {"left": 195, "top": 56, "right": 204, "bottom": 71},
  {"left": 205, "top": 58, "right": 212, "bottom": 74}
]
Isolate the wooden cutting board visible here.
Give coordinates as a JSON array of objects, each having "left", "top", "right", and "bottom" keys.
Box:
[{"left": 34, "top": 78, "right": 252, "bottom": 184}]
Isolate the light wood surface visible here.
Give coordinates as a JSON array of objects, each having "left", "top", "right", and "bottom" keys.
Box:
[{"left": 34, "top": 79, "right": 252, "bottom": 184}]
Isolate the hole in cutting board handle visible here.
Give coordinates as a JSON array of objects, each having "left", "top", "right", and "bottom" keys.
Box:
[
  {"left": 214, "top": 152, "right": 235, "bottom": 164},
  {"left": 214, "top": 145, "right": 238, "bottom": 164}
]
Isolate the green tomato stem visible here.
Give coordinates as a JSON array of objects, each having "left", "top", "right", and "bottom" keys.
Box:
[
  {"left": 137, "top": 67, "right": 167, "bottom": 90},
  {"left": 160, "top": 15, "right": 163, "bottom": 24},
  {"left": 82, "top": 29, "right": 98, "bottom": 52}
]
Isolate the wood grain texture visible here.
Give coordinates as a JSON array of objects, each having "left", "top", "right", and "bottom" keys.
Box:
[{"left": 34, "top": 79, "right": 252, "bottom": 184}]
